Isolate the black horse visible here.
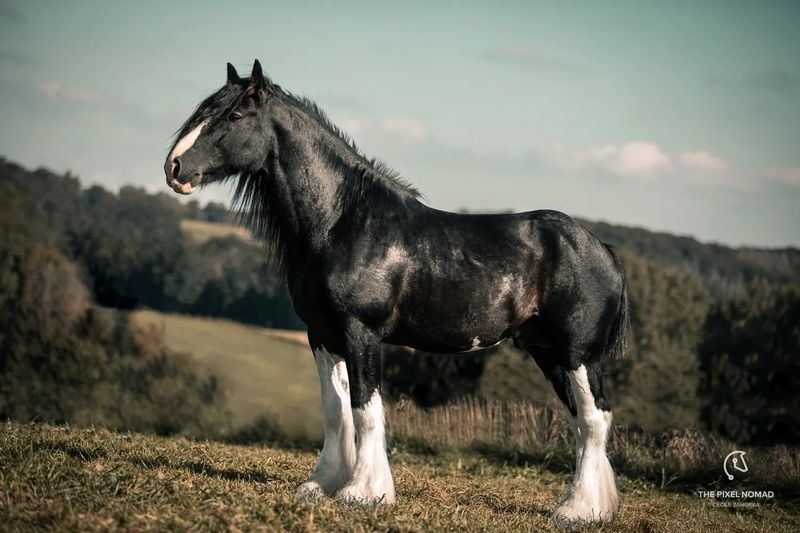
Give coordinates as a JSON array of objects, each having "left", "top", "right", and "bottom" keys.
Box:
[{"left": 164, "top": 60, "right": 630, "bottom": 524}]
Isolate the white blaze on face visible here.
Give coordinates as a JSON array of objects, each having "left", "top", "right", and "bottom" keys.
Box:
[
  {"left": 171, "top": 119, "right": 208, "bottom": 161},
  {"left": 165, "top": 119, "right": 209, "bottom": 194}
]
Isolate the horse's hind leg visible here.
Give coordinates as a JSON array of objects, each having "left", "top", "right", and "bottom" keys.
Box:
[
  {"left": 527, "top": 347, "right": 618, "bottom": 523},
  {"left": 296, "top": 341, "right": 356, "bottom": 500},
  {"left": 557, "top": 361, "right": 618, "bottom": 523}
]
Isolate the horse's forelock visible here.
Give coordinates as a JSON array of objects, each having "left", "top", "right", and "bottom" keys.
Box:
[
  {"left": 170, "top": 83, "right": 243, "bottom": 149},
  {"left": 174, "top": 74, "right": 275, "bottom": 138}
]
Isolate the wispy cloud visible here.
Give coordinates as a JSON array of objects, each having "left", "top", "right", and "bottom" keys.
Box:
[
  {"left": 0, "top": 49, "right": 41, "bottom": 67},
  {"left": 35, "top": 81, "right": 104, "bottom": 105},
  {"left": 678, "top": 150, "right": 729, "bottom": 172},
  {"left": 379, "top": 117, "right": 427, "bottom": 143},
  {"left": 548, "top": 141, "right": 672, "bottom": 178},
  {"left": 338, "top": 118, "right": 366, "bottom": 137},
  {"left": 337, "top": 116, "right": 428, "bottom": 144},
  {"left": 758, "top": 167, "right": 800, "bottom": 187},
  {"left": 23, "top": 79, "right": 180, "bottom": 133},
  {"left": 481, "top": 44, "right": 581, "bottom": 72},
  {"left": 317, "top": 91, "right": 367, "bottom": 110},
  {"left": 0, "top": 2, "right": 24, "bottom": 25},
  {"left": 544, "top": 140, "right": 800, "bottom": 191},
  {"left": 746, "top": 69, "right": 800, "bottom": 93}
]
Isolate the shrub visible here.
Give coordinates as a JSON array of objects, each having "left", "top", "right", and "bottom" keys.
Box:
[{"left": 0, "top": 205, "right": 230, "bottom": 438}]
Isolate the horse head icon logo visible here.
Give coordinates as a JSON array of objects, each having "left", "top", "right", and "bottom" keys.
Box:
[{"left": 724, "top": 451, "right": 748, "bottom": 480}]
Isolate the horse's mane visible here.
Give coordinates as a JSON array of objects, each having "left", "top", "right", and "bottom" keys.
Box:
[
  {"left": 286, "top": 95, "right": 420, "bottom": 204},
  {"left": 175, "top": 74, "right": 421, "bottom": 275}
]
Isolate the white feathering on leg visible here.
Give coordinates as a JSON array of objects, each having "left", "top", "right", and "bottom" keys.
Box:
[
  {"left": 337, "top": 390, "right": 395, "bottom": 504},
  {"left": 554, "top": 365, "right": 619, "bottom": 523},
  {"left": 296, "top": 348, "right": 356, "bottom": 500}
]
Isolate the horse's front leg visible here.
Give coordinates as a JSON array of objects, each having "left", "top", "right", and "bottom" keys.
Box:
[
  {"left": 296, "top": 342, "right": 356, "bottom": 501},
  {"left": 336, "top": 324, "right": 395, "bottom": 505}
]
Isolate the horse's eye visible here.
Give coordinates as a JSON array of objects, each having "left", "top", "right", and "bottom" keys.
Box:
[{"left": 228, "top": 111, "right": 243, "bottom": 122}]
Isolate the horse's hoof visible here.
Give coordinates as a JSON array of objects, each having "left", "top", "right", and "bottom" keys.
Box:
[
  {"left": 336, "top": 484, "right": 394, "bottom": 506},
  {"left": 295, "top": 480, "right": 325, "bottom": 502},
  {"left": 552, "top": 500, "right": 616, "bottom": 527}
]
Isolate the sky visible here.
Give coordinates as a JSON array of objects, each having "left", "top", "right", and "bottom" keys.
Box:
[{"left": 0, "top": 1, "right": 798, "bottom": 247}]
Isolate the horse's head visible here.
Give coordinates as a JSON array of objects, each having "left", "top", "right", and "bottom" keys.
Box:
[{"left": 165, "top": 60, "right": 276, "bottom": 195}]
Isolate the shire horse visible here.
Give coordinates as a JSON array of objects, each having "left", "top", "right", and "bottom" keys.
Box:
[{"left": 164, "top": 61, "right": 630, "bottom": 524}]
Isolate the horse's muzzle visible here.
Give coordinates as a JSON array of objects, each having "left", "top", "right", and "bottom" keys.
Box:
[
  {"left": 168, "top": 178, "right": 198, "bottom": 195},
  {"left": 164, "top": 156, "right": 200, "bottom": 194}
]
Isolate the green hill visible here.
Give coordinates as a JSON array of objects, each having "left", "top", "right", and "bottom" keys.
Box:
[{"left": 133, "top": 310, "right": 320, "bottom": 440}]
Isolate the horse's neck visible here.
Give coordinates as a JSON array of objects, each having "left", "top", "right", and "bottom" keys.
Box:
[
  {"left": 263, "top": 102, "right": 414, "bottom": 265},
  {"left": 264, "top": 109, "right": 359, "bottom": 253}
]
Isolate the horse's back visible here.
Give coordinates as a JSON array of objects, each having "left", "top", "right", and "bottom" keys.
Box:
[{"left": 409, "top": 206, "right": 607, "bottom": 264}]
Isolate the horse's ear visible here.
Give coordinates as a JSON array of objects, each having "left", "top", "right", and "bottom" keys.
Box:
[
  {"left": 227, "top": 62, "right": 240, "bottom": 84},
  {"left": 251, "top": 59, "right": 265, "bottom": 89}
]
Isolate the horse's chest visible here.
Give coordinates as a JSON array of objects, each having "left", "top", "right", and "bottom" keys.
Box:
[{"left": 288, "top": 264, "right": 398, "bottom": 327}]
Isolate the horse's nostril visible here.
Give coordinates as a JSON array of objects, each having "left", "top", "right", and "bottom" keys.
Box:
[{"left": 171, "top": 158, "right": 181, "bottom": 179}]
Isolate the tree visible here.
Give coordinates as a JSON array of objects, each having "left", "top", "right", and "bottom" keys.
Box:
[
  {"left": 0, "top": 186, "right": 229, "bottom": 437},
  {"left": 605, "top": 252, "right": 710, "bottom": 430},
  {"left": 699, "top": 282, "right": 800, "bottom": 445}
]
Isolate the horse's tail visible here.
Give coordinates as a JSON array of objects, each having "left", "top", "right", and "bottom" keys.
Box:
[{"left": 603, "top": 244, "right": 630, "bottom": 359}]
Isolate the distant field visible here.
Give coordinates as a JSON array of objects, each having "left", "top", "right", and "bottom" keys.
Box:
[
  {"left": 133, "top": 310, "right": 319, "bottom": 439},
  {"left": 180, "top": 219, "right": 255, "bottom": 244}
]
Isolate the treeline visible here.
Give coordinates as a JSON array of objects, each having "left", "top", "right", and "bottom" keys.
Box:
[
  {"left": 0, "top": 159, "right": 302, "bottom": 330},
  {"left": 700, "top": 282, "right": 800, "bottom": 445},
  {"left": 0, "top": 182, "right": 229, "bottom": 436},
  {"left": 582, "top": 219, "right": 800, "bottom": 297}
]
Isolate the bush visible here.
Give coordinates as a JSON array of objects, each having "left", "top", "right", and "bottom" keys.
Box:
[
  {"left": 0, "top": 199, "right": 230, "bottom": 438},
  {"left": 700, "top": 282, "right": 800, "bottom": 445}
]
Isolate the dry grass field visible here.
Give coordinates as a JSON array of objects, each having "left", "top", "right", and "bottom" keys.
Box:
[
  {"left": 3, "top": 422, "right": 798, "bottom": 532},
  {"left": 180, "top": 219, "right": 256, "bottom": 244},
  {"left": 122, "top": 309, "right": 800, "bottom": 532}
]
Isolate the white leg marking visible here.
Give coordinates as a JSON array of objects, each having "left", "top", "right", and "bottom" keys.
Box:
[
  {"left": 568, "top": 416, "right": 585, "bottom": 459},
  {"left": 296, "top": 348, "right": 356, "bottom": 501},
  {"left": 337, "top": 390, "right": 396, "bottom": 505},
  {"left": 554, "top": 365, "right": 619, "bottom": 524}
]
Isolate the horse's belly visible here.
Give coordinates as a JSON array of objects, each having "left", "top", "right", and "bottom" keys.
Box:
[
  {"left": 386, "top": 327, "right": 508, "bottom": 354},
  {"left": 386, "top": 263, "right": 538, "bottom": 353},
  {"left": 386, "top": 302, "right": 514, "bottom": 354}
]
